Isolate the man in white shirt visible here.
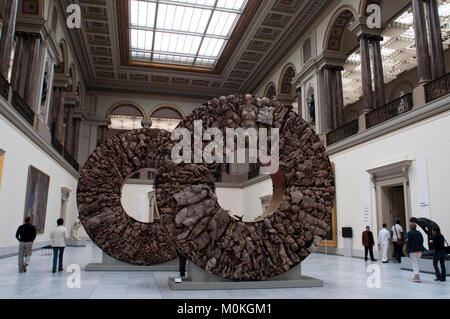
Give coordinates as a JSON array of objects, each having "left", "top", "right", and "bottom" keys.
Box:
[
  {"left": 50, "top": 218, "right": 68, "bottom": 273},
  {"left": 378, "top": 223, "right": 391, "bottom": 263},
  {"left": 391, "top": 220, "right": 404, "bottom": 263}
]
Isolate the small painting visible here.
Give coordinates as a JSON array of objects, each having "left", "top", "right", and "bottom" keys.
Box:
[{"left": 23, "top": 166, "right": 50, "bottom": 233}]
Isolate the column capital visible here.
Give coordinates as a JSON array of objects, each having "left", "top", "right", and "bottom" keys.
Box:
[
  {"left": 357, "top": 33, "right": 383, "bottom": 43},
  {"left": 322, "top": 64, "right": 344, "bottom": 72}
]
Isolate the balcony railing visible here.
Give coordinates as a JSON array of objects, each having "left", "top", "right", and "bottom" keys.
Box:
[
  {"left": 366, "top": 93, "right": 413, "bottom": 129},
  {"left": 11, "top": 91, "right": 34, "bottom": 126},
  {"left": 0, "top": 74, "right": 9, "bottom": 101},
  {"left": 326, "top": 119, "right": 359, "bottom": 145},
  {"left": 425, "top": 72, "right": 450, "bottom": 103},
  {"left": 51, "top": 134, "right": 79, "bottom": 171},
  {"left": 63, "top": 148, "right": 79, "bottom": 171}
]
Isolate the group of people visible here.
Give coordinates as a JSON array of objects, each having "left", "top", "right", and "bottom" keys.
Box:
[
  {"left": 15, "top": 217, "right": 69, "bottom": 273},
  {"left": 362, "top": 221, "right": 447, "bottom": 282}
]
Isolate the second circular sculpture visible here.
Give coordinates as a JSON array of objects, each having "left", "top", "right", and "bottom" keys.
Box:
[{"left": 155, "top": 94, "right": 335, "bottom": 280}]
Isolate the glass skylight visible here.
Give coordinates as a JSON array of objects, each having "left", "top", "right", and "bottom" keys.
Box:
[{"left": 129, "top": 0, "right": 248, "bottom": 67}]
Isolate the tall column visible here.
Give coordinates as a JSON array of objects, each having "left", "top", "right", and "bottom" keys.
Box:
[
  {"left": 359, "top": 34, "right": 373, "bottom": 111},
  {"left": 0, "top": 0, "right": 18, "bottom": 78},
  {"left": 296, "top": 87, "right": 302, "bottom": 117},
  {"left": 412, "top": 0, "right": 432, "bottom": 84},
  {"left": 65, "top": 105, "right": 74, "bottom": 153},
  {"left": 334, "top": 66, "right": 344, "bottom": 127},
  {"left": 10, "top": 33, "right": 24, "bottom": 90},
  {"left": 23, "top": 34, "right": 41, "bottom": 109},
  {"left": 101, "top": 126, "right": 108, "bottom": 143},
  {"left": 322, "top": 66, "right": 334, "bottom": 132},
  {"left": 426, "top": 0, "right": 446, "bottom": 79},
  {"left": 371, "top": 36, "right": 386, "bottom": 108},
  {"left": 55, "top": 89, "right": 66, "bottom": 142},
  {"left": 73, "top": 118, "right": 81, "bottom": 160}
]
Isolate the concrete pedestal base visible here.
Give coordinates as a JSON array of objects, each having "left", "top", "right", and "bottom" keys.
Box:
[
  {"left": 168, "top": 262, "right": 323, "bottom": 290},
  {"left": 66, "top": 239, "right": 86, "bottom": 247},
  {"left": 400, "top": 256, "right": 449, "bottom": 276},
  {"left": 85, "top": 252, "right": 178, "bottom": 271}
]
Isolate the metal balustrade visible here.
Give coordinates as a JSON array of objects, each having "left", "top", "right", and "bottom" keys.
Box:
[
  {"left": 425, "top": 72, "right": 450, "bottom": 103},
  {"left": 366, "top": 93, "right": 413, "bottom": 129},
  {"left": 326, "top": 119, "right": 359, "bottom": 145},
  {"left": 0, "top": 74, "right": 9, "bottom": 101},
  {"left": 11, "top": 91, "right": 34, "bottom": 125}
]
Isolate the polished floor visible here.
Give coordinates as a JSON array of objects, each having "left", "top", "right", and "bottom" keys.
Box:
[{"left": 0, "top": 242, "right": 448, "bottom": 299}]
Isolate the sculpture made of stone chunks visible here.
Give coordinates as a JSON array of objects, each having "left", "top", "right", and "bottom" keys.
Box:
[
  {"left": 77, "top": 129, "right": 177, "bottom": 265},
  {"left": 155, "top": 94, "right": 334, "bottom": 281}
]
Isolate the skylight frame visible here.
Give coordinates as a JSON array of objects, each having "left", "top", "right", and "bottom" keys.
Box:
[{"left": 128, "top": 0, "right": 248, "bottom": 68}]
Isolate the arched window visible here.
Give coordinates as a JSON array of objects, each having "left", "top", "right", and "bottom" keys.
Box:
[
  {"left": 107, "top": 102, "right": 146, "bottom": 131},
  {"left": 264, "top": 83, "right": 276, "bottom": 99},
  {"left": 149, "top": 105, "right": 184, "bottom": 132},
  {"left": 279, "top": 65, "right": 296, "bottom": 95},
  {"left": 55, "top": 41, "right": 68, "bottom": 74}
]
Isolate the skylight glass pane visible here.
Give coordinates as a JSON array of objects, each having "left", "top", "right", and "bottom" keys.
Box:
[
  {"left": 130, "top": 28, "right": 153, "bottom": 50},
  {"left": 128, "top": 0, "right": 248, "bottom": 67},
  {"left": 217, "top": 0, "right": 246, "bottom": 10},
  {"left": 199, "top": 37, "right": 225, "bottom": 57},
  {"left": 207, "top": 11, "right": 238, "bottom": 36}
]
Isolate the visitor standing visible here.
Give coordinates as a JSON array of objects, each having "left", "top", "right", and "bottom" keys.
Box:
[
  {"left": 378, "top": 223, "right": 391, "bottom": 263},
  {"left": 362, "top": 226, "right": 377, "bottom": 262},
  {"left": 391, "top": 220, "right": 404, "bottom": 263},
  {"left": 50, "top": 218, "right": 68, "bottom": 273},
  {"left": 15, "top": 217, "right": 37, "bottom": 273},
  {"left": 406, "top": 222, "right": 424, "bottom": 283},
  {"left": 429, "top": 226, "right": 446, "bottom": 282}
]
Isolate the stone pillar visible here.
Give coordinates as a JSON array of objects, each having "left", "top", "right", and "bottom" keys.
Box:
[
  {"left": 412, "top": 0, "right": 432, "bottom": 84},
  {"left": 296, "top": 87, "right": 302, "bottom": 117},
  {"left": 426, "top": 0, "right": 446, "bottom": 80},
  {"left": 65, "top": 105, "right": 74, "bottom": 153},
  {"left": 370, "top": 36, "right": 386, "bottom": 108},
  {"left": 359, "top": 34, "right": 373, "bottom": 111},
  {"left": 322, "top": 66, "right": 334, "bottom": 132},
  {"left": 23, "top": 34, "right": 41, "bottom": 109},
  {"left": 334, "top": 66, "right": 344, "bottom": 127},
  {"left": 0, "top": 0, "right": 18, "bottom": 79},
  {"left": 10, "top": 33, "right": 24, "bottom": 90},
  {"left": 73, "top": 117, "right": 81, "bottom": 160},
  {"left": 55, "top": 89, "right": 66, "bottom": 142},
  {"left": 101, "top": 126, "right": 108, "bottom": 143}
]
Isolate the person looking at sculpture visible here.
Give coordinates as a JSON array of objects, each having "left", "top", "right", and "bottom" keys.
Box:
[
  {"left": 50, "top": 218, "right": 68, "bottom": 273},
  {"left": 406, "top": 222, "right": 424, "bottom": 283},
  {"left": 15, "top": 217, "right": 36, "bottom": 273},
  {"left": 378, "top": 223, "right": 391, "bottom": 263},
  {"left": 391, "top": 220, "right": 404, "bottom": 263},
  {"left": 429, "top": 226, "right": 446, "bottom": 282},
  {"left": 362, "top": 226, "right": 377, "bottom": 262}
]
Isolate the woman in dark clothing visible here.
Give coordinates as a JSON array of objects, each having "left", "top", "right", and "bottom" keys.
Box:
[
  {"left": 406, "top": 222, "right": 424, "bottom": 283},
  {"left": 430, "top": 226, "right": 446, "bottom": 282}
]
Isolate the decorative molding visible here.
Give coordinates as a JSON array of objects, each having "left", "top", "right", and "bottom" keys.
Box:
[
  {"left": 326, "top": 94, "right": 450, "bottom": 155},
  {"left": 0, "top": 97, "right": 79, "bottom": 178}
]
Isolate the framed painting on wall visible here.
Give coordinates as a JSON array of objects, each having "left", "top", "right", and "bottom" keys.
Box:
[
  {"left": 23, "top": 166, "right": 50, "bottom": 233},
  {"left": 321, "top": 162, "right": 337, "bottom": 247}
]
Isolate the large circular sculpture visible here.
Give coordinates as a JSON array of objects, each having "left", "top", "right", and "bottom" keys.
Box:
[
  {"left": 77, "top": 129, "right": 177, "bottom": 265},
  {"left": 155, "top": 94, "right": 335, "bottom": 280}
]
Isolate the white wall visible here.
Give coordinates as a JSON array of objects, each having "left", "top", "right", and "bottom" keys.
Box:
[
  {"left": 216, "top": 178, "right": 273, "bottom": 221},
  {"left": 0, "top": 114, "right": 79, "bottom": 251},
  {"left": 121, "top": 183, "right": 154, "bottom": 222},
  {"left": 330, "top": 111, "right": 450, "bottom": 255}
]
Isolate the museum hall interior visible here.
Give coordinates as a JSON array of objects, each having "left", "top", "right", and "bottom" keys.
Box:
[{"left": 0, "top": 0, "right": 449, "bottom": 303}]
